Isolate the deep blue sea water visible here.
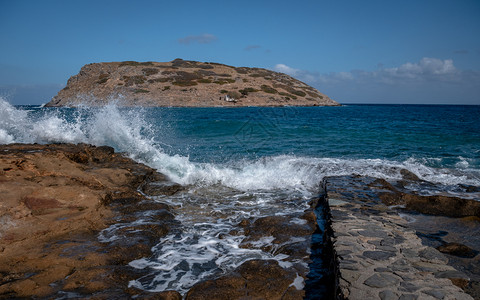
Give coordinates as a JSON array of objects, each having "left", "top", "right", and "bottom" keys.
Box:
[{"left": 1, "top": 98, "right": 479, "bottom": 293}]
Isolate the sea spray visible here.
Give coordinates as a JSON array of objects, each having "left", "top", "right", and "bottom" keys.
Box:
[
  {"left": 1, "top": 97, "right": 479, "bottom": 192},
  {"left": 0, "top": 98, "right": 30, "bottom": 144},
  {"left": 2, "top": 97, "right": 480, "bottom": 294}
]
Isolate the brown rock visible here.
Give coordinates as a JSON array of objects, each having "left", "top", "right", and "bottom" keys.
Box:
[
  {"left": 240, "top": 215, "right": 316, "bottom": 258},
  {"left": 449, "top": 278, "right": 470, "bottom": 289},
  {"left": 186, "top": 260, "right": 303, "bottom": 300},
  {"left": 22, "top": 197, "right": 62, "bottom": 215},
  {"left": 125, "top": 289, "right": 182, "bottom": 300},
  {"left": 400, "top": 169, "right": 420, "bottom": 181},
  {"left": 369, "top": 178, "right": 403, "bottom": 206},
  {"left": 155, "top": 290, "right": 183, "bottom": 300},
  {"left": 243, "top": 215, "right": 316, "bottom": 242},
  {"left": 403, "top": 194, "right": 480, "bottom": 218},
  {"left": 0, "top": 143, "right": 179, "bottom": 298},
  {"left": 437, "top": 242, "right": 478, "bottom": 258},
  {"left": 186, "top": 274, "right": 246, "bottom": 300},
  {"left": 370, "top": 178, "right": 480, "bottom": 218},
  {"left": 142, "top": 181, "right": 183, "bottom": 196}
]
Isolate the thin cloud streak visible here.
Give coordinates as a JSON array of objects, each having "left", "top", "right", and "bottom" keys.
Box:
[
  {"left": 178, "top": 34, "right": 218, "bottom": 45},
  {"left": 244, "top": 45, "right": 261, "bottom": 51}
]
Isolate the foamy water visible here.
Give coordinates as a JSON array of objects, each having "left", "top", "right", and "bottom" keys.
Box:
[
  {"left": 125, "top": 182, "right": 312, "bottom": 293},
  {"left": 1, "top": 97, "right": 479, "bottom": 293},
  {"left": 1, "top": 98, "right": 479, "bottom": 191}
]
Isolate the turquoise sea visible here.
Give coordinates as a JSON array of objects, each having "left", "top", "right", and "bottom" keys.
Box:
[{"left": 1, "top": 98, "right": 479, "bottom": 293}]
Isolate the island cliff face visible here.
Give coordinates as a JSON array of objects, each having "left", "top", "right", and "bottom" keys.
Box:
[{"left": 46, "top": 59, "right": 340, "bottom": 107}]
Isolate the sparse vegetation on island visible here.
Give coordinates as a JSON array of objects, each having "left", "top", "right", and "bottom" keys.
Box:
[{"left": 46, "top": 59, "right": 340, "bottom": 107}]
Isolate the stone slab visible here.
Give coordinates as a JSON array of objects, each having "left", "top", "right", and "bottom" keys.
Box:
[{"left": 326, "top": 176, "right": 474, "bottom": 300}]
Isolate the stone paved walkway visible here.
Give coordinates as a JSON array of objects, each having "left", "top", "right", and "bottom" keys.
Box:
[{"left": 326, "top": 176, "right": 473, "bottom": 300}]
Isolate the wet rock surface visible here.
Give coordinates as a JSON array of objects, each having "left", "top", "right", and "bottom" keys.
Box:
[
  {"left": 2, "top": 145, "right": 478, "bottom": 299},
  {"left": 371, "top": 177, "right": 480, "bottom": 218},
  {"left": 238, "top": 212, "right": 316, "bottom": 258},
  {"left": 197, "top": 194, "right": 337, "bottom": 299},
  {"left": 185, "top": 259, "right": 304, "bottom": 300},
  {"left": 0, "top": 143, "right": 337, "bottom": 300},
  {"left": 327, "top": 175, "right": 477, "bottom": 300},
  {"left": 0, "top": 143, "right": 180, "bottom": 298},
  {"left": 437, "top": 243, "right": 479, "bottom": 258}
]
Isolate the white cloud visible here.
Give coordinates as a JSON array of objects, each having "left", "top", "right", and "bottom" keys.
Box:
[
  {"left": 275, "top": 58, "right": 464, "bottom": 86},
  {"left": 178, "top": 34, "right": 217, "bottom": 45},
  {"left": 272, "top": 58, "right": 480, "bottom": 104},
  {"left": 334, "top": 71, "right": 354, "bottom": 80},
  {"left": 274, "top": 64, "right": 299, "bottom": 76},
  {"left": 385, "top": 57, "right": 457, "bottom": 79}
]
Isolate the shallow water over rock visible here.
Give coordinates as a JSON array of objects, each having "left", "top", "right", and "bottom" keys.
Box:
[{"left": 127, "top": 184, "right": 334, "bottom": 295}]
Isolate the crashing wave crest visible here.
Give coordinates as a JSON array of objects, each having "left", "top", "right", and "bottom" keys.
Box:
[{"left": 1, "top": 97, "right": 478, "bottom": 193}]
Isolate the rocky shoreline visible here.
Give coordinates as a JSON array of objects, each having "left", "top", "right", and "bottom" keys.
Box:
[
  {"left": 0, "top": 143, "right": 182, "bottom": 298},
  {"left": 1, "top": 144, "right": 479, "bottom": 299}
]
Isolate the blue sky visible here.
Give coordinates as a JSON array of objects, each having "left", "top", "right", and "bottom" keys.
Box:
[{"left": 1, "top": 0, "right": 479, "bottom": 104}]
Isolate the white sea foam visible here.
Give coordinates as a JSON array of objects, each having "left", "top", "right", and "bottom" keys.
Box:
[
  {"left": 1, "top": 97, "right": 479, "bottom": 193},
  {"left": 0, "top": 98, "right": 30, "bottom": 144},
  {"left": 3, "top": 97, "right": 479, "bottom": 294},
  {"left": 128, "top": 230, "right": 265, "bottom": 292},
  {"left": 290, "top": 273, "right": 306, "bottom": 290}
]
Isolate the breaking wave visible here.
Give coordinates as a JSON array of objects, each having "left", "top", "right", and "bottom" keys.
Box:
[
  {"left": 2, "top": 96, "right": 479, "bottom": 294},
  {"left": 1, "top": 97, "right": 479, "bottom": 194}
]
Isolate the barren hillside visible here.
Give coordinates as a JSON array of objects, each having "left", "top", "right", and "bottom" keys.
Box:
[{"left": 46, "top": 59, "right": 339, "bottom": 107}]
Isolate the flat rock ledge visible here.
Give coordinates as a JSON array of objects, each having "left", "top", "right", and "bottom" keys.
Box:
[
  {"left": 326, "top": 176, "right": 473, "bottom": 300},
  {"left": 0, "top": 143, "right": 182, "bottom": 299}
]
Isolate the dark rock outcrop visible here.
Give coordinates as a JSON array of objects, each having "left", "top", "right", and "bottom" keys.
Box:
[{"left": 371, "top": 178, "right": 480, "bottom": 218}]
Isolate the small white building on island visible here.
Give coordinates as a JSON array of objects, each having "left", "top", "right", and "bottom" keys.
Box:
[{"left": 225, "top": 95, "right": 237, "bottom": 103}]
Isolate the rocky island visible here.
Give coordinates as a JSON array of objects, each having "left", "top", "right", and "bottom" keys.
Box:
[{"left": 45, "top": 59, "right": 339, "bottom": 107}]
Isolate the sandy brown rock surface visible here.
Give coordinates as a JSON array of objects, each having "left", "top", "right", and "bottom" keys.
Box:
[
  {"left": 0, "top": 143, "right": 336, "bottom": 299},
  {"left": 0, "top": 143, "right": 180, "bottom": 298},
  {"left": 45, "top": 59, "right": 340, "bottom": 107}
]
